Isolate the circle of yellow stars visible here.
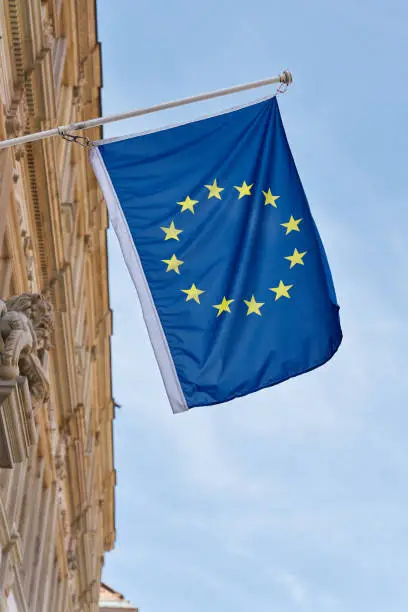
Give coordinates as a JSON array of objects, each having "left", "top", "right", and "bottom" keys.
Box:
[{"left": 159, "top": 179, "right": 308, "bottom": 316}]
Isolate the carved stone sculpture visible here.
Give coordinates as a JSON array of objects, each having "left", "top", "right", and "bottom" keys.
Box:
[{"left": 0, "top": 293, "right": 54, "bottom": 406}]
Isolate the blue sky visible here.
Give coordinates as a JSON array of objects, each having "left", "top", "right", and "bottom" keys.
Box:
[{"left": 97, "top": 1, "right": 408, "bottom": 610}]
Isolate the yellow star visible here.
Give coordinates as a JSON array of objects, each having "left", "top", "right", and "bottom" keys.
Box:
[
  {"left": 234, "top": 181, "right": 253, "bottom": 199},
  {"left": 243, "top": 295, "right": 264, "bottom": 316},
  {"left": 262, "top": 188, "right": 280, "bottom": 207},
  {"left": 213, "top": 296, "right": 234, "bottom": 317},
  {"left": 270, "top": 281, "right": 293, "bottom": 300},
  {"left": 162, "top": 254, "right": 184, "bottom": 274},
  {"left": 181, "top": 283, "right": 205, "bottom": 304},
  {"left": 281, "top": 215, "right": 302, "bottom": 235},
  {"left": 177, "top": 196, "right": 199, "bottom": 214},
  {"left": 204, "top": 179, "right": 224, "bottom": 200},
  {"left": 285, "top": 248, "right": 307, "bottom": 269},
  {"left": 160, "top": 220, "right": 183, "bottom": 241}
]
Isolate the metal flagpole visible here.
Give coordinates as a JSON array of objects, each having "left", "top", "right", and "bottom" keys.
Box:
[{"left": 0, "top": 71, "right": 292, "bottom": 151}]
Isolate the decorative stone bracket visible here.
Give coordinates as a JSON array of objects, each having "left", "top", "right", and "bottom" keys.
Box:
[
  {"left": 0, "top": 377, "right": 36, "bottom": 468},
  {"left": 0, "top": 294, "right": 54, "bottom": 468}
]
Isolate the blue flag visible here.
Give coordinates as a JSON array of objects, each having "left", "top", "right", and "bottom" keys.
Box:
[{"left": 90, "top": 96, "right": 342, "bottom": 413}]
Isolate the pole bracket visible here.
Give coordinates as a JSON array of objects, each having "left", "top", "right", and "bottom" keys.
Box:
[{"left": 57, "top": 129, "right": 94, "bottom": 148}]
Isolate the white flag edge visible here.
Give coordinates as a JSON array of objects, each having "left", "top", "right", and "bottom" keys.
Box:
[{"left": 89, "top": 147, "right": 188, "bottom": 414}]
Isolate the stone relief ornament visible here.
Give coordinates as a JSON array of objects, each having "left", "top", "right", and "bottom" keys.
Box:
[
  {"left": 23, "top": 236, "right": 34, "bottom": 283},
  {"left": 42, "top": 17, "right": 54, "bottom": 50},
  {"left": 55, "top": 433, "right": 68, "bottom": 481},
  {"left": 0, "top": 293, "right": 54, "bottom": 405},
  {"left": 67, "top": 538, "right": 78, "bottom": 571}
]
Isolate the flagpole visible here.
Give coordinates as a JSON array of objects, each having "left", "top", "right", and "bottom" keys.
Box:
[{"left": 0, "top": 71, "right": 292, "bottom": 151}]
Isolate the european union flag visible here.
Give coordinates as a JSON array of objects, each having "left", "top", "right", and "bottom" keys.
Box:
[{"left": 91, "top": 96, "right": 342, "bottom": 413}]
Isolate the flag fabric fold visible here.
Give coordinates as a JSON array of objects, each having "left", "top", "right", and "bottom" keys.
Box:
[{"left": 90, "top": 96, "right": 342, "bottom": 413}]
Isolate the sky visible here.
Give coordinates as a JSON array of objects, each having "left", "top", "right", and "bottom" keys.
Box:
[{"left": 96, "top": 1, "right": 408, "bottom": 611}]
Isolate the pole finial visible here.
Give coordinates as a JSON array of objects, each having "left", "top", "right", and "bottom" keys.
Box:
[{"left": 279, "top": 70, "right": 293, "bottom": 86}]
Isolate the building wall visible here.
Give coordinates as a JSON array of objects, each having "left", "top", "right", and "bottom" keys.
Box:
[
  {"left": 0, "top": 1, "right": 115, "bottom": 611},
  {"left": 99, "top": 583, "right": 139, "bottom": 612}
]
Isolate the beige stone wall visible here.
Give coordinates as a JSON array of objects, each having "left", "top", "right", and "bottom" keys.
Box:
[{"left": 0, "top": 1, "right": 115, "bottom": 611}]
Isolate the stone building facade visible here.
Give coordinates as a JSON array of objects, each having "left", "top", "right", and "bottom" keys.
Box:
[{"left": 0, "top": 1, "right": 115, "bottom": 610}]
